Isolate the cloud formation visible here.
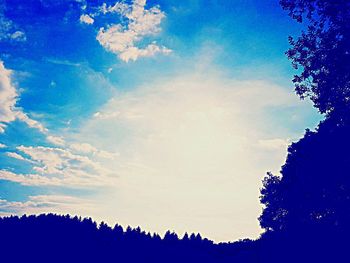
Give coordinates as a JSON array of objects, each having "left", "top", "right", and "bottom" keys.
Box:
[
  {"left": 0, "top": 61, "right": 118, "bottom": 190},
  {"left": 46, "top": 135, "right": 65, "bottom": 146},
  {"left": 0, "top": 62, "right": 70, "bottom": 148},
  {"left": 80, "top": 14, "right": 94, "bottom": 24},
  {"left": 0, "top": 145, "right": 115, "bottom": 187},
  {"left": 0, "top": 61, "right": 18, "bottom": 132},
  {"left": 0, "top": 6, "right": 26, "bottom": 42},
  {"left": 6, "top": 151, "right": 29, "bottom": 162},
  {"left": 0, "top": 61, "right": 47, "bottom": 133},
  {"left": 86, "top": 0, "right": 171, "bottom": 62},
  {"left": 0, "top": 195, "right": 96, "bottom": 217},
  {"left": 70, "top": 142, "right": 117, "bottom": 160}
]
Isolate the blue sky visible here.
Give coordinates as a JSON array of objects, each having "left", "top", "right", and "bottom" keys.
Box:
[{"left": 0, "top": 0, "right": 321, "bottom": 242}]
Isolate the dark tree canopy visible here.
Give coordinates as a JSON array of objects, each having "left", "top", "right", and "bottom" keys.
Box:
[
  {"left": 281, "top": 0, "right": 350, "bottom": 117},
  {"left": 0, "top": 214, "right": 260, "bottom": 263},
  {"left": 260, "top": 119, "right": 350, "bottom": 233},
  {"left": 0, "top": 212, "right": 346, "bottom": 263},
  {"left": 259, "top": 3, "right": 350, "bottom": 260},
  {"left": 260, "top": 0, "right": 350, "bottom": 234}
]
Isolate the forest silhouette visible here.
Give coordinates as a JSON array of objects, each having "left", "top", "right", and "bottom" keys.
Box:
[{"left": 1, "top": 0, "right": 350, "bottom": 262}]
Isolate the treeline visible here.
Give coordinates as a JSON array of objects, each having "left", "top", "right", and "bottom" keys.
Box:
[
  {"left": 0, "top": 213, "right": 257, "bottom": 262},
  {"left": 0, "top": 208, "right": 348, "bottom": 262}
]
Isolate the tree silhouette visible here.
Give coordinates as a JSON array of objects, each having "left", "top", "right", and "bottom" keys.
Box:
[
  {"left": 0, "top": 214, "right": 257, "bottom": 263},
  {"left": 260, "top": 119, "right": 350, "bottom": 233},
  {"left": 281, "top": 0, "right": 350, "bottom": 118},
  {"left": 258, "top": 123, "right": 350, "bottom": 263},
  {"left": 258, "top": 1, "right": 350, "bottom": 261},
  {"left": 258, "top": 122, "right": 350, "bottom": 262}
]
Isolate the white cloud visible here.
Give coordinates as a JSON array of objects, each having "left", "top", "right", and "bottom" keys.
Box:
[
  {"left": 0, "top": 62, "right": 75, "bottom": 149},
  {"left": 0, "top": 170, "right": 64, "bottom": 186},
  {"left": 79, "top": 14, "right": 94, "bottom": 24},
  {"left": 10, "top": 30, "right": 26, "bottom": 41},
  {"left": 0, "top": 61, "right": 119, "bottom": 188},
  {"left": 99, "top": 2, "right": 130, "bottom": 15},
  {"left": 6, "top": 152, "right": 28, "bottom": 162},
  {"left": 95, "top": 0, "right": 171, "bottom": 62},
  {"left": 0, "top": 145, "right": 115, "bottom": 187},
  {"left": 0, "top": 61, "right": 47, "bottom": 134},
  {"left": 70, "top": 142, "right": 98, "bottom": 153},
  {"left": 0, "top": 143, "right": 6, "bottom": 148},
  {"left": 47, "top": 135, "right": 65, "bottom": 146},
  {"left": 0, "top": 61, "right": 18, "bottom": 131},
  {"left": 0, "top": 195, "right": 96, "bottom": 217},
  {"left": 0, "top": 10, "right": 26, "bottom": 42},
  {"left": 16, "top": 111, "right": 48, "bottom": 133},
  {"left": 118, "top": 42, "right": 171, "bottom": 62},
  {"left": 70, "top": 142, "right": 118, "bottom": 160},
  {"left": 45, "top": 58, "right": 81, "bottom": 67}
]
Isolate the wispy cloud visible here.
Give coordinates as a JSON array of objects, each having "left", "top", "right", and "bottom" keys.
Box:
[
  {"left": 44, "top": 58, "right": 82, "bottom": 67},
  {"left": 83, "top": 0, "right": 171, "bottom": 62},
  {"left": 6, "top": 151, "right": 30, "bottom": 162},
  {"left": 0, "top": 145, "right": 116, "bottom": 187},
  {"left": 0, "top": 195, "right": 96, "bottom": 217},
  {"left": 47, "top": 135, "right": 65, "bottom": 146},
  {"left": 0, "top": 170, "right": 72, "bottom": 186},
  {"left": 0, "top": 61, "right": 73, "bottom": 148},
  {"left": 70, "top": 142, "right": 118, "bottom": 160},
  {"left": 16, "top": 111, "right": 48, "bottom": 133},
  {"left": 0, "top": 61, "right": 17, "bottom": 132},
  {"left": 0, "top": 61, "right": 47, "bottom": 133},
  {"left": 9, "top": 30, "right": 26, "bottom": 41},
  {"left": 0, "top": 5, "right": 26, "bottom": 42},
  {"left": 0, "top": 61, "right": 119, "bottom": 188}
]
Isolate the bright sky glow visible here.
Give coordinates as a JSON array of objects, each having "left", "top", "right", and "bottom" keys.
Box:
[{"left": 0, "top": 0, "right": 321, "bottom": 242}]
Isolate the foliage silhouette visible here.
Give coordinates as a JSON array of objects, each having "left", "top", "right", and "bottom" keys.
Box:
[
  {"left": 261, "top": 119, "right": 350, "bottom": 232},
  {"left": 281, "top": 0, "right": 350, "bottom": 118},
  {"left": 258, "top": 1, "right": 350, "bottom": 262},
  {"left": 259, "top": 118, "right": 350, "bottom": 262},
  {"left": 0, "top": 214, "right": 259, "bottom": 263},
  {"left": 0, "top": 211, "right": 348, "bottom": 262}
]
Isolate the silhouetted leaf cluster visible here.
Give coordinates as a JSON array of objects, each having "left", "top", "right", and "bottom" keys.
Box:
[
  {"left": 281, "top": 0, "right": 350, "bottom": 118},
  {"left": 259, "top": 119, "right": 350, "bottom": 262},
  {"left": 259, "top": 1, "right": 350, "bottom": 261}
]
